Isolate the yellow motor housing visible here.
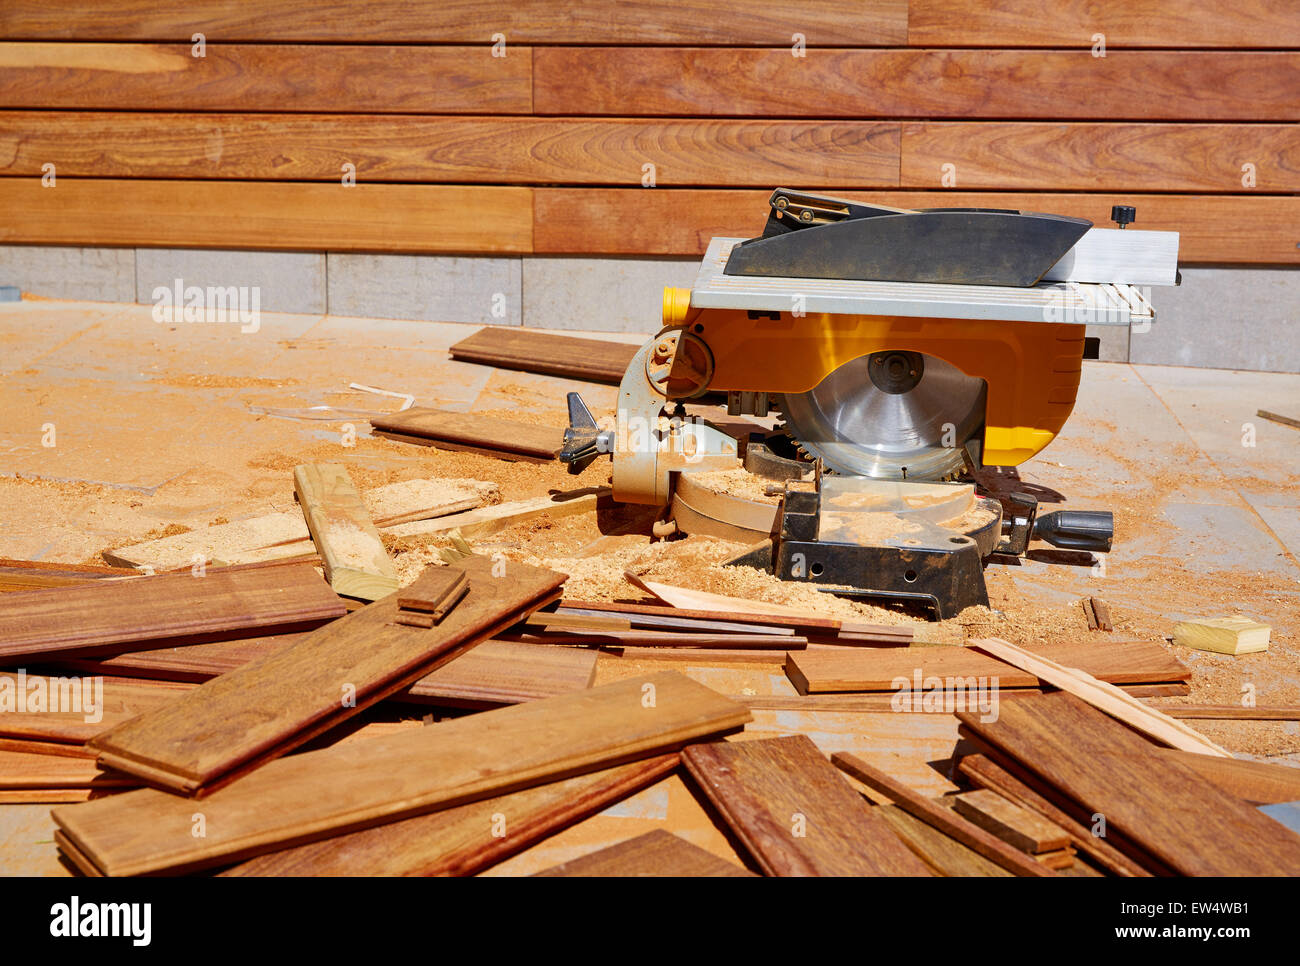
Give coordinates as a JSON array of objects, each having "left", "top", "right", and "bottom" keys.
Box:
[{"left": 663, "top": 286, "right": 1085, "bottom": 467}]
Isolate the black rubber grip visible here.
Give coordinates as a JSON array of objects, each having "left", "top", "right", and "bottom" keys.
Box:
[{"left": 1032, "top": 510, "right": 1114, "bottom": 553}]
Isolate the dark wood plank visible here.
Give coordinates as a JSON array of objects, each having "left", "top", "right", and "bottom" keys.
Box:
[
  {"left": 876, "top": 803, "right": 1012, "bottom": 877},
  {"left": 449, "top": 327, "right": 638, "bottom": 384},
  {"left": 831, "top": 752, "right": 1051, "bottom": 877},
  {"left": 535, "top": 48, "right": 1300, "bottom": 121},
  {"left": 370, "top": 408, "right": 562, "bottom": 461},
  {"left": 0, "top": 2, "right": 907, "bottom": 44},
  {"left": 88, "top": 556, "right": 567, "bottom": 794},
  {"left": 1157, "top": 749, "right": 1300, "bottom": 806},
  {"left": 901, "top": 123, "right": 1300, "bottom": 192},
  {"left": 957, "top": 753, "right": 1150, "bottom": 877},
  {"left": 0, "top": 113, "right": 901, "bottom": 187},
  {"left": 54, "top": 671, "right": 751, "bottom": 876},
  {"left": 0, "top": 673, "right": 195, "bottom": 744},
  {"left": 398, "top": 567, "right": 469, "bottom": 618},
  {"left": 952, "top": 788, "right": 1071, "bottom": 854},
  {"left": 785, "top": 641, "right": 1189, "bottom": 694},
  {"left": 534, "top": 828, "right": 753, "bottom": 877},
  {"left": 0, "top": 748, "right": 139, "bottom": 792},
  {"left": 0, "top": 179, "right": 532, "bottom": 253},
  {"left": 955, "top": 692, "right": 1300, "bottom": 875},
  {"left": 532, "top": 188, "right": 1300, "bottom": 265},
  {"left": 0, "top": 558, "right": 137, "bottom": 594},
  {"left": 0, "top": 562, "right": 344, "bottom": 662},
  {"left": 223, "top": 755, "right": 677, "bottom": 876},
  {"left": 0, "top": 43, "right": 531, "bottom": 112},
  {"left": 681, "top": 734, "right": 931, "bottom": 876},
  {"left": 908, "top": 0, "right": 1300, "bottom": 48}
]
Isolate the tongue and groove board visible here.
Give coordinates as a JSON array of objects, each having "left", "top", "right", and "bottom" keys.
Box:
[
  {"left": 60, "top": 638, "right": 597, "bottom": 709},
  {"left": 534, "top": 829, "right": 754, "bottom": 878},
  {"left": 222, "top": 755, "right": 677, "bottom": 876},
  {"left": 87, "top": 556, "right": 568, "bottom": 795},
  {"left": 371, "top": 408, "right": 562, "bottom": 462},
  {"left": 448, "top": 328, "right": 638, "bottom": 385},
  {"left": 681, "top": 734, "right": 931, "bottom": 877},
  {"left": 785, "top": 641, "right": 1189, "bottom": 694},
  {"left": 0, "top": 674, "right": 196, "bottom": 744},
  {"left": 54, "top": 671, "right": 751, "bottom": 876},
  {"left": 956, "top": 692, "right": 1300, "bottom": 876},
  {"left": 0, "top": 562, "right": 345, "bottom": 662}
]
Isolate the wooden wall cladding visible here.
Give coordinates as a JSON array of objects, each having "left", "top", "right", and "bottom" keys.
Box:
[
  {"left": 0, "top": 2, "right": 1295, "bottom": 264},
  {"left": 0, "top": 43, "right": 534, "bottom": 113},
  {"left": 534, "top": 49, "right": 1300, "bottom": 121},
  {"left": 907, "top": 0, "right": 1300, "bottom": 48},
  {"left": 0, "top": 1, "right": 909, "bottom": 45},
  {"left": 0, "top": 114, "right": 901, "bottom": 187}
]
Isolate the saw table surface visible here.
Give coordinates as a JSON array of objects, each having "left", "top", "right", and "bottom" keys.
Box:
[{"left": 693, "top": 237, "right": 1153, "bottom": 326}]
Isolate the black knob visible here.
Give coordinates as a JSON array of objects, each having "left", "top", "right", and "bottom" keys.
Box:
[{"left": 1110, "top": 205, "right": 1136, "bottom": 229}]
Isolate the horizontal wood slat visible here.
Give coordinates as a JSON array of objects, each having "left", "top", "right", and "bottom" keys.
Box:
[
  {"left": 532, "top": 189, "right": 1300, "bottom": 263},
  {"left": 0, "top": 114, "right": 901, "bottom": 187},
  {"left": 535, "top": 49, "right": 1300, "bottom": 121},
  {"left": 908, "top": 0, "right": 1300, "bottom": 48},
  {"left": 0, "top": 1, "right": 908, "bottom": 45},
  {"left": 0, "top": 179, "right": 533, "bottom": 253},
  {"left": 901, "top": 123, "right": 1300, "bottom": 192},
  {"left": 0, "top": 43, "right": 533, "bottom": 113}
]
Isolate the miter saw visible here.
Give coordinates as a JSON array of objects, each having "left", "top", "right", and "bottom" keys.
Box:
[{"left": 562, "top": 189, "right": 1179, "bottom": 618}]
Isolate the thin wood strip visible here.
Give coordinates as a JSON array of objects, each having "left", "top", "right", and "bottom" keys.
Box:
[
  {"left": 370, "top": 408, "right": 562, "bottom": 460},
  {"left": 55, "top": 671, "right": 751, "bottom": 877},
  {"left": 384, "top": 488, "right": 610, "bottom": 541},
  {"left": 448, "top": 327, "right": 637, "bottom": 384},
  {"left": 969, "top": 637, "right": 1227, "bottom": 757},
  {"left": 830, "top": 752, "right": 1051, "bottom": 877},
  {"left": 223, "top": 755, "right": 678, "bottom": 876},
  {"left": 88, "top": 556, "right": 567, "bottom": 794},
  {"left": 1156, "top": 705, "right": 1300, "bottom": 720},
  {"left": 502, "top": 630, "right": 806, "bottom": 650}
]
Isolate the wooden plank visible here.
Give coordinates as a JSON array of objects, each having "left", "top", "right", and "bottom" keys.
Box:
[
  {"left": 681, "top": 734, "right": 931, "bottom": 876},
  {"left": 504, "top": 630, "right": 805, "bottom": 650},
  {"left": 876, "top": 803, "right": 1012, "bottom": 877},
  {"left": 901, "top": 123, "right": 1300, "bottom": 192},
  {"left": 957, "top": 753, "right": 1150, "bottom": 877},
  {"left": 0, "top": 673, "right": 195, "bottom": 744},
  {"left": 223, "top": 755, "right": 676, "bottom": 876},
  {"left": 0, "top": 2, "right": 908, "bottom": 45},
  {"left": 0, "top": 558, "right": 137, "bottom": 593},
  {"left": 1172, "top": 616, "right": 1271, "bottom": 655},
  {"left": 908, "top": 0, "right": 1300, "bottom": 48},
  {"left": 532, "top": 188, "right": 1300, "bottom": 264},
  {"left": 1158, "top": 705, "right": 1300, "bottom": 720},
  {"left": 0, "top": 562, "right": 344, "bottom": 662},
  {"left": 562, "top": 597, "right": 847, "bottom": 635},
  {"left": 736, "top": 685, "right": 1187, "bottom": 712},
  {"left": 0, "top": 749, "right": 138, "bottom": 790},
  {"left": 370, "top": 408, "right": 562, "bottom": 461},
  {"left": 535, "top": 48, "right": 1300, "bottom": 121},
  {"left": 786, "top": 641, "right": 1189, "bottom": 694},
  {"left": 0, "top": 113, "right": 901, "bottom": 187},
  {"left": 397, "top": 568, "right": 468, "bottom": 621},
  {"left": 1157, "top": 749, "right": 1300, "bottom": 806},
  {"left": 625, "top": 574, "right": 913, "bottom": 640},
  {"left": 88, "top": 556, "right": 567, "bottom": 794},
  {"left": 385, "top": 488, "right": 610, "bottom": 540},
  {"left": 449, "top": 327, "right": 638, "bottom": 384},
  {"left": 55, "top": 671, "right": 751, "bottom": 876},
  {"left": 59, "top": 637, "right": 598, "bottom": 709},
  {"left": 293, "top": 463, "right": 397, "bottom": 602},
  {"left": 0, "top": 179, "right": 532, "bottom": 253},
  {"left": 559, "top": 605, "right": 793, "bottom": 636},
  {"left": 534, "top": 828, "right": 753, "bottom": 877},
  {"left": 969, "top": 638, "right": 1227, "bottom": 757},
  {"left": 956, "top": 692, "right": 1300, "bottom": 876},
  {"left": 830, "top": 752, "right": 1051, "bottom": 877},
  {"left": 103, "top": 477, "right": 496, "bottom": 571},
  {"left": 1258, "top": 409, "right": 1300, "bottom": 430},
  {"left": 952, "top": 788, "right": 1071, "bottom": 854},
  {"left": 0, "top": 42, "right": 531, "bottom": 112}
]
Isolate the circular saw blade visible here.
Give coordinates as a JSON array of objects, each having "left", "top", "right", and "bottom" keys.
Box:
[{"left": 776, "top": 352, "right": 987, "bottom": 480}]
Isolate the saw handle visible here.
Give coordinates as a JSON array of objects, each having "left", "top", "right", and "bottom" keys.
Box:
[{"left": 1032, "top": 510, "right": 1114, "bottom": 553}]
